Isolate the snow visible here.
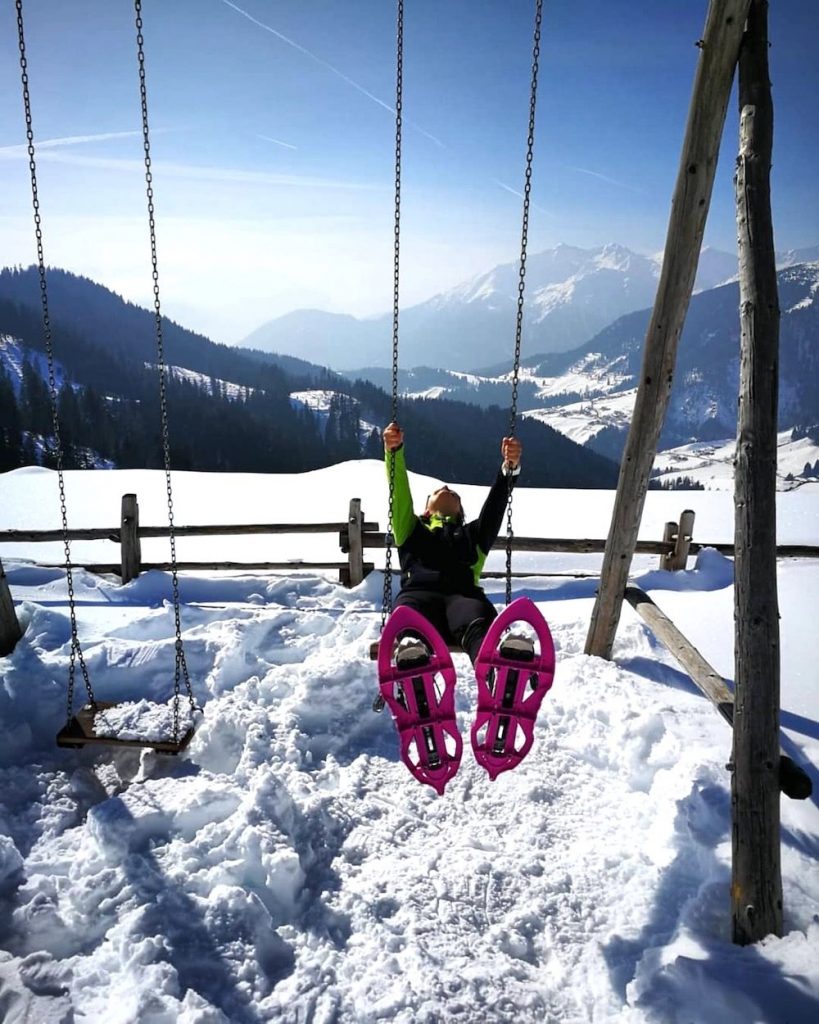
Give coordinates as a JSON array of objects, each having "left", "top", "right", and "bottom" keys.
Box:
[
  {"left": 523, "top": 387, "right": 639, "bottom": 446},
  {"left": 288, "top": 390, "right": 337, "bottom": 414},
  {"left": 146, "top": 364, "right": 254, "bottom": 401},
  {"left": 1, "top": 334, "right": 72, "bottom": 395},
  {"left": 652, "top": 432, "right": 819, "bottom": 491},
  {"left": 1, "top": 461, "right": 818, "bottom": 1023}
]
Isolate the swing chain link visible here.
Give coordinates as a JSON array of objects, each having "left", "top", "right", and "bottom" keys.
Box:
[
  {"left": 135, "top": 0, "right": 197, "bottom": 742},
  {"left": 15, "top": 0, "right": 96, "bottom": 722},
  {"left": 506, "top": 0, "right": 543, "bottom": 606},
  {"left": 381, "top": 0, "right": 404, "bottom": 636}
]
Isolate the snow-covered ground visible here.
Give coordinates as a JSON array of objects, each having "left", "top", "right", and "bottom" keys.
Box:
[
  {"left": 1, "top": 461, "right": 818, "bottom": 1023},
  {"left": 651, "top": 433, "right": 819, "bottom": 492},
  {"left": 147, "top": 364, "right": 255, "bottom": 402},
  {"left": 523, "top": 387, "right": 638, "bottom": 448},
  {"left": 289, "top": 390, "right": 378, "bottom": 446}
]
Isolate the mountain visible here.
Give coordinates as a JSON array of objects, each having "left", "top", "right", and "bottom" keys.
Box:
[
  {"left": 240, "top": 243, "right": 742, "bottom": 371},
  {"left": 0, "top": 266, "right": 619, "bottom": 488},
  {"left": 343, "top": 262, "right": 819, "bottom": 476}
]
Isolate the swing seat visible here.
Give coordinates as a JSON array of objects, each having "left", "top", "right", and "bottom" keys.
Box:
[{"left": 56, "top": 701, "right": 195, "bottom": 755}]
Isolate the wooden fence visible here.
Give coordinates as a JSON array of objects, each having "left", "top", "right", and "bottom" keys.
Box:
[
  {"left": 3, "top": 493, "right": 818, "bottom": 653},
  {"left": 2, "top": 495, "right": 818, "bottom": 589}
]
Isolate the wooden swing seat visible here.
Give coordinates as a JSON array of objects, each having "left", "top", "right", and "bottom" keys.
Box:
[{"left": 56, "top": 701, "right": 195, "bottom": 755}]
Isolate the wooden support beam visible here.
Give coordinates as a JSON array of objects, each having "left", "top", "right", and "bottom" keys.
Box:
[
  {"left": 624, "top": 587, "right": 810, "bottom": 802},
  {"left": 120, "top": 493, "right": 142, "bottom": 583},
  {"left": 731, "top": 0, "right": 783, "bottom": 946},
  {"left": 625, "top": 586, "right": 733, "bottom": 722},
  {"left": 0, "top": 558, "right": 23, "bottom": 656},
  {"left": 585, "top": 0, "right": 753, "bottom": 660}
]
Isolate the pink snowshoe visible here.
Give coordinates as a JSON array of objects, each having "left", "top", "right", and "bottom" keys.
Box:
[
  {"left": 471, "top": 597, "right": 556, "bottom": 780},
  {"left": 377, "top": 606, "right": 462, "bottom": 795}
]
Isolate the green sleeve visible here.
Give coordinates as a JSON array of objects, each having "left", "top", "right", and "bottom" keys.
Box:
[{"left": 385, "top": 445, "right": 416, "bottom": 546}]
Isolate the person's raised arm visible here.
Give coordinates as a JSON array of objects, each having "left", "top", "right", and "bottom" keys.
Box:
[
  {"left": 475, "top": 436, "right": 522, "bottom": 554},
  {"left": 383, "top": 422, "right": 416, "bottom": 545}
]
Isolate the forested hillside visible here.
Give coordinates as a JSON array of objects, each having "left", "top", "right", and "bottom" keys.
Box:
[{"left": 0, "top": 267, "right": 619, "bottom": 488}]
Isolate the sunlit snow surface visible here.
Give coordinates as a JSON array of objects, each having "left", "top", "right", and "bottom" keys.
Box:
[{"left": 1, "top": 463, "right": 818, "bottom": 1023}]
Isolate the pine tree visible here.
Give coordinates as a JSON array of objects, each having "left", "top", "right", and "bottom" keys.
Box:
[
  {"left": 20, "top": 359, "right": 53, "bottom": 436},
  {"left": 0, "top": 365, "right": 22, "bottom": 471}
]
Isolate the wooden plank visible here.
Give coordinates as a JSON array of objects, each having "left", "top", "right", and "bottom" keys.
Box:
[
  {"left": 363, "top": 533, "right": 676, "bottom": 555},
  {"left": 120, "top": 493, "right": 141, "bottom": 583},
  {"left": 585, "top": 0, "right": 753, "bottom": 660},
  {"left": 688, "top": 543, "right": 819, "bottom": 559},
  {"left": 365, "top": 533, "right": 819, "bottom": 559},
  {"left": 731, "top": 0, "right": 783, "bottom": 946},
  {"left": 0, "top": 527, "right": 119, "bottom": 542},
  {"left": 38, "top": 561, "right": 352, "bottom": 574},
  {"left": 0, "top": 522, "right": 379, "bottom": 543},
  {"left": 0, "top": 557, "right": 23, "bottom": 656},
  {"left": 4, "top": 528, "right": 818, "bottom": 560},
  {"left": 624, "top": 587, "right": 810, "bottom": 801}
]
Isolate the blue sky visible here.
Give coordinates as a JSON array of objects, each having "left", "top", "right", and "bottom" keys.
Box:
[{"left": 1, "top": 0, "right": 816, "bottom": 344}]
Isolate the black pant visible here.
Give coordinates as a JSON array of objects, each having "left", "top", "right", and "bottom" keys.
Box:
[{"left": 394, "top": 588, "right": 497, "bottom": 665}]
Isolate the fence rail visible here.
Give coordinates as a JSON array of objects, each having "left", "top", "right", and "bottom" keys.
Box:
[{"left": 2, "top": 496, "right": 818, "bottom": 591}]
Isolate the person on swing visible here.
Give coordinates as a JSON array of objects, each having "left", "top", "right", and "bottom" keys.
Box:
[{"left": 382, "top": 421, "right": 533, "bottom": 668}]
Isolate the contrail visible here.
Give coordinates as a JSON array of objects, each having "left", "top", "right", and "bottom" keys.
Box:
[
  {"left": 6, "top": 149, "right": 382, "bottom": 190},
  {"left": 567, "top": 165, "right": 645, "bottom": 194},
  {"left": 492, "top": 178, "right": 554, "bottom": 218},
  {"left": 0, "top": 130, "right": 142, "bottom": 156},
  {"left": 221, "top": 0, "right": 444, "bottom": 148},
  {"left": 257, "top": 134, "right": 298, "bottom": 151},
  {"left": 222, "top": 1, "right": 394, "bottom": 111}
]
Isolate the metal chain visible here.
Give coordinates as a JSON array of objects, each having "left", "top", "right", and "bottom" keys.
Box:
[
  {"left": 15, "top": 0, "right": 96, "bottom": 722},
  {"left": 134, "top": 0, "right": 197, "bottom": 742},
  {"left": 373, "top": 0, "right": 404, "bottom": 715},
  {"left": 381, "top": 0, "right": 404, "bottom": 635},
  {"left": 505, "top": 0, "right": 543, "bottom": 606}
]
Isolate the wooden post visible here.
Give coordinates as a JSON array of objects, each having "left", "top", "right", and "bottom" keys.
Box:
[
  {"left": 585, "top": 0, "right": 752, "bottom": 659},
  {"left": 120, "top": 493, "right": 142, "bottom": 583},
  {"left": 731, "top": 0, "right": 782, "bottom": 946},
  {"left": 668, "top": 509, "right": 696, "bottom": 571},
  {"left": 659, "top": 521, "right": 676, "bottom": 570},
  {"left": 346, "top": 498, "right": 365, "bottom": 588},
  {"left": 0, "top": 558, "right": 23, "bottom": 656}
]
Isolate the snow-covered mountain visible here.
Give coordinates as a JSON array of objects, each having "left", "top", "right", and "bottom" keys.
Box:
[
  {"left": 344, "top": 262, "right": 819, "bottom": 486},
  {"left": 522, "top": 261, "right": 819, "bottom": 457},
  {"left": 241, "top": 243, "right": 743, "bottom": 371}
]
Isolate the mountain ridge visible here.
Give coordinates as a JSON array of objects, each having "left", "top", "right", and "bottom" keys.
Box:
[{"left": 237, "top": 243, "right": 819, "bottom": 371}]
